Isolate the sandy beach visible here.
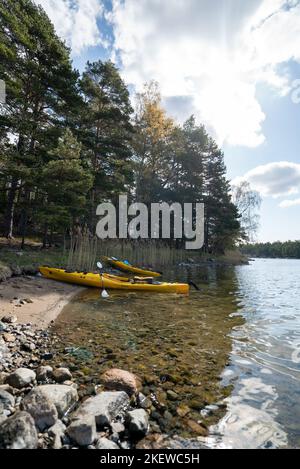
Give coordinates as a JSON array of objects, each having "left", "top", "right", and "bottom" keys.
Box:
[{"left": 0, "top": 275, "right": 83, "bottom": 329}]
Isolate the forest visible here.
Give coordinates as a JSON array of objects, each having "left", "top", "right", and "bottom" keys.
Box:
[
  {"left": 241, "top": 241, "right": 300, "bottom": 259},
  {"left": 0, "top": 0, "right": 242, "bottom": 255}
]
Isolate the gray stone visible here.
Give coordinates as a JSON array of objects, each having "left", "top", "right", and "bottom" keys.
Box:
[
  {"left": 126, "top": 409, "right": 149, "bottom": 438},
  {"left": 48, "top": 420, "right": 66, "bottom": 449},
  {"left": 36, "top": 365, "right": 53, "bottom": 383},
  {"left": 166, "top": 390, "right": 179, "bottom": 401},
  {"left": 0, "top": 411, "right": 38, "bottom": 449},
  {"left": 75, "top": 391, "right": 129, "bottom": 428},
  {"left": 0, "top": 415, "right": 7, "bottom": 425},
  {"left": 0, "top": 390, "right": 15, "bottom": 410},
  {"left": 111, "top": 421, "right": 125, "bottom": 435},
  {"left": 164, "top": 436, "right": 208, "bottom": 449},
  {"left": 67, "top": 416, "right": 97, "bottom": 447},
  {"left": 52, "top": 368, "right": 72, "bottom": 384},
  {"left": 21, "top": 388, "right": 58, "bottom": 431},
  {"left": 96, "top": 437, "right": 119, "bottom": 450},
  {"left": 1, "top": 315, "right": 17, "bottom": 324},
  {"left": 35, "top": 385, "right": 78, "bottom": 418},
  {"left": 6, "top": 368, "right": 36, "bottom": 389},
  {"left": 138, "top": 392, "right": 152, "bottom": 410}
]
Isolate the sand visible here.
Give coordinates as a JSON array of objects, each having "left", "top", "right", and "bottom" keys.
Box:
[{"left": 0, "top": 275, "right": 83, "bottom": 329}]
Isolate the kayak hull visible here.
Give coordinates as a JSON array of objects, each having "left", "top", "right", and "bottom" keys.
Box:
[
  {"left": 39, "top": 267, "right": 189, "bottom": 294},
  {"left": 102, "top": 257, "right": 161, "bottom": 277}
]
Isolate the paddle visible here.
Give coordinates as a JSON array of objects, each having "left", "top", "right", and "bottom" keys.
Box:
[
  {"left": 188, "top": 281, "right": 201, "bottom": 291},
  {"left": 97, "top": 262, "right": 109, "bottom": 298}
]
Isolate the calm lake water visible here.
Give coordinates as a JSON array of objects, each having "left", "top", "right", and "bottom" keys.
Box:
[{"left": 52, "top": 258, "right": 300, "bottom": 449}]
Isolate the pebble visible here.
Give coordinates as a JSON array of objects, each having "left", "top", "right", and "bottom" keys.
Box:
[{"left": 1, "top": 316, "right": 18, "bottom": 324}]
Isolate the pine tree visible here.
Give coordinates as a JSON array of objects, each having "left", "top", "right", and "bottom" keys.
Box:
[
  {"left": 204, "top": 139, "right": 240, "bottom": 253},
  {"left": 80, "top": 60, "right": 134, "bottom": 227},
  {"left": 0, "top": 0, "right": 79, "bottom": 239},
  {"left": 38, "top": 129, "right": 93, "bottom": 246}
]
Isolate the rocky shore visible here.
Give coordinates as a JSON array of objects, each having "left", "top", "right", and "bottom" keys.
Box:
[{"left": 0, "top": 315, "right": 208, "bottom": 449}]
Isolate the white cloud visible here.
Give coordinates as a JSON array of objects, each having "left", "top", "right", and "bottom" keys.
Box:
[
  {"left": 279, "top": 198, "right": 300, "bottom": 208},
  {"left": 233, "top": 162, "right": 300, "bottom": 197},
  {"left": 109, "top": 0, "right": 300, "bottom": 147},
  {"left": 34, "top": 0, "right": 106, "bottom": 55}
]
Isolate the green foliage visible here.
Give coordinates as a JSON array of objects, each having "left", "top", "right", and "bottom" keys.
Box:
[
  {"left": 38, "top": 129, "right": 93, "bottom": 231},
  {"left": 0, "top": 0, "right": 242, "bottom": 254},
  {"left": 133, "top": 88, "right": 240, "bottom": 253},
  {"left": 241, "top": 241, "right": 300, "bottom": 259},
  {"left": 80, "top": 60, "right": 134, "bottom": 204}
]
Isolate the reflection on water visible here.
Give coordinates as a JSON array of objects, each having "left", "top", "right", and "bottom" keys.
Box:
[
  {"left": 52, "top": 259, "right": 300, "bottom": 448},
  {"left": 206, "top": 259, "right": 300, "bottom": 449}
]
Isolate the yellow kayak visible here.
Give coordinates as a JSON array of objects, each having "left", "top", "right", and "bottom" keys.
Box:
[
  {"left": 39, "top": 267, "right": 189, "bottom": 294},
  {"left": 102, "top": 256, "right": 161, "bottom": 277}
]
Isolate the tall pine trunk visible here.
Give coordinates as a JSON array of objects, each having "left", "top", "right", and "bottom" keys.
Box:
[{"left": 4, "top": 177, "right": 18, "bottom": 239}]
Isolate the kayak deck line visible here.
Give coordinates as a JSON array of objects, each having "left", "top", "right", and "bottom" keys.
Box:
[{"left": 39, "top": 267, "right": 189, "bottom": 294}]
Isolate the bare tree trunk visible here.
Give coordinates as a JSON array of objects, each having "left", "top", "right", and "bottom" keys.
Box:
[
  {"left": 43, "top": 223, "right": 48, "bottom": 248},
  {"left": 4, "top": 177, "right": 18, "bottom": 239}
]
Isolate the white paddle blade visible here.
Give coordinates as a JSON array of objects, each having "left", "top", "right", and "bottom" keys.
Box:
[
  {"left": 97, "top": 261, "right": 103, "bottom": 270},
  {"left": 101, "top": 289, "right": 109, "bottom": 298}
]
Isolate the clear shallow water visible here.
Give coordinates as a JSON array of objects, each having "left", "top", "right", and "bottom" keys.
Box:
[
  {"left": 53, "top": 258, "right": 300, "bottom": 448},
  {"left": 206, "top": 259, "right": 300, "bottom": 449}
]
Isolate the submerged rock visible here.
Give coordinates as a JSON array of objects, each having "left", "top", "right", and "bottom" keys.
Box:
[
  {"left": 75, "top": 391, "right": 129, "bottom": 428},
  {"left": 164, "top": 436, "right": 208, "bottom": 449},
  {"left": 0, "top": 411, "right": 38, "bottom": 449},
  {"left": 186, "top": 419, "right": 208, "bottom": 436},
  {"left": 21, "top": 388, "right": 58, "bottom": 431},
  {"left": 100, "top": 369, "right": 142, "bottom": 396},
  {"left": 6, "top": 368, "right": 36, "bottom": 389}
]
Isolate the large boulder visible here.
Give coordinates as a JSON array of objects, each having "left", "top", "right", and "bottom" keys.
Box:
[
  {"left": 75, "top": 391, "right": 129, "bottom": 428},
  {"left": 100, "top": 369, "right": 142, "bottom": 396},
  {"left": 20, "top": 387, "right": 58, "bottom": 431},
  {"left": 67, "top": 416, "right": 97, "bottom": 447},
  {"left": 126, "top": 409, "right": 149, "bottom": 438},
  {"left": 33, "top": 385, "right": 78, "bottom": 418},
  {"left": 0, "top": 411, "right": 38, "bottom": 449},
  {"left": 6, "top": 368, "right": 36, "bottom": 389}
]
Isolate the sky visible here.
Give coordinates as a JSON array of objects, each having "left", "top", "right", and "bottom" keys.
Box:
[{"left": 34, "top": 0, "right": 300, "bottom": 242}]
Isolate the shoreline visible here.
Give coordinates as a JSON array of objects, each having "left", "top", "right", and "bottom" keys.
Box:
[{"left": 0, "top": 275, "right": 83, "bottom": 329}]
